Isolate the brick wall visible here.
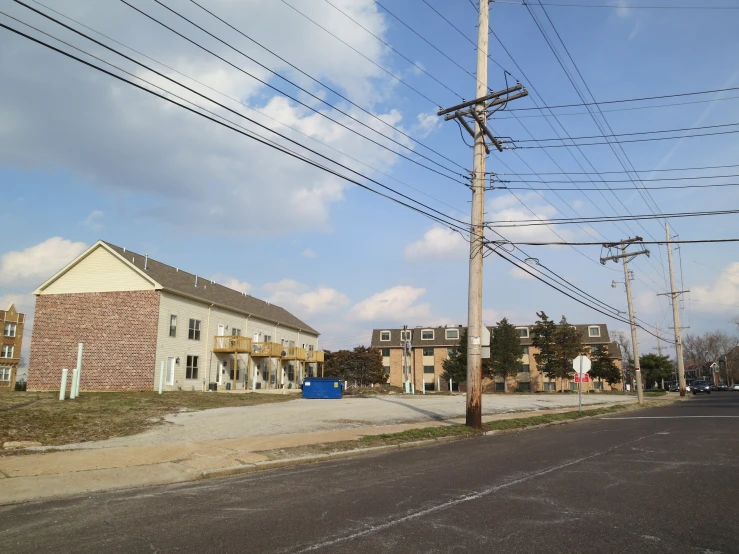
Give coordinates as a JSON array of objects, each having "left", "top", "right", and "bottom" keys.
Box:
[{"left": 28, "top": 291, "right": 160, "bottom": 391}]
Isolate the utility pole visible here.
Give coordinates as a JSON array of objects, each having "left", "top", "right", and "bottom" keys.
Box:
[
  {"left": 601, "top": 237, "right": 651, "bottom": 405},
  {"left": 436, "top": 0, "right": 527, "bottom": 428},
  {"left": 658, "top": 223, "right": 689, "bottom": 396},
  {"left": 655, "top": 324, "right": 663, "bottom": 356}
]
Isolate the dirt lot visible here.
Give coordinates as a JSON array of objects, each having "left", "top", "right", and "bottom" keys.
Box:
[{"left": 0, "top": 391, "right": 293, "bottom": 451}]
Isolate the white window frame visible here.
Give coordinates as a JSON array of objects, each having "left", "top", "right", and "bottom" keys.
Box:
[
  {"left": 445, "top": 328, "right": 459, "bottom": 340},
  {"left": 422, "top": 347, "right": 434, "bottom": 357},
  {"left": 588, "top": 326, "right": 601, "bottom": 338},
  {"left": 515, "top": 327, "right": 529, "bottom": 338},
  {"left": 421, "top": 329, "right": 434, "bottom": 340},
  {"left": 0, "top": 366, "right": 10, "bottom": 382},
  {"left": 380, "top": 331, "right": 391, "bottom": 342},
  {"left": 1, "top": 345, "right": 14, "bottom": 359},
  {"left": 400, "top": 330, "right": 411, "bottom": 341},
  {"left": 4, "top": 323, "right": 16, "bottom": 337},
  {"left": 188, "top": 319, "right": 201, "bottom": 341}
]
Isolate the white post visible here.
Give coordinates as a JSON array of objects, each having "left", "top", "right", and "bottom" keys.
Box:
[
  {"left": 59, "top": 368, "right": 68, "bottom": 401},
  {"left": 70, "top": 368, "right": 79, "bottom": 399},
  {"left": 159, "top": 361, "right": 165, "bottom": 394},
  {"left": 411, "top": 383, "right": 415, "bottom": 395},
  {"left": 437, "top": 376, "right": 440, "bottom": 392},
  {"left": 578, "top": 356, "right": 583, "bottom": 413},
  {"left": 449, "top": 378, "right": 452, "bottom": 393},
  {"left": 75, "top": 343, "right": 83, "bottom": 397}
]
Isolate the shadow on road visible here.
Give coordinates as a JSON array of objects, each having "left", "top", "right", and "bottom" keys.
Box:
[{"left": 369, "top": 396, "right": 458, "bottom": 425}]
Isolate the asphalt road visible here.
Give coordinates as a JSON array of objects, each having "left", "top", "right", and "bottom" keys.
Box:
[{"left": 2, "top": 394, "right": 737, "bottom": 553}]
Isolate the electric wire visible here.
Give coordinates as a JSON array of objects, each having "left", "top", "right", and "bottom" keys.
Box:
[
  {"left": 487, "top": 209, "right": 739, "bottom": 227},
  {"left": 501, "top": 182, "right": 739, "bottom": 191}
]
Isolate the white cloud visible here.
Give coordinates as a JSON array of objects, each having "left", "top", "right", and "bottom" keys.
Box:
[
  {"left": 692, "top": 262, "right": 739, "bottom": 313},
  {"left": 411, "top": 111, "right": 440, "bottom": 138},
  {"left": 264, "top": 279, "right": 349, "bottom": 315},
  {"left": 572, "top": 200, "right": 584, "bottom": 210},
  {"left": 486, "top": 194, "right": 577, "bottom": 244},
  {"left": 509, "top": 266, "right": 535, "bottom": 280},
  {"left": 628, "top": 20, "right": 641, "bottom": 41},
  {"left": 301, "top": 248, "right": 317, "bottom": 259},
  {"left": 83, "top": 210, "right": 104, "bottom": 231},
  {"left": 348, "top": 285, "right": 430, "bottom": 321},
  {"left": 0, "top": 237, "right": 87, "bottom": 288},
  {"left": 616, "top": 0, "right": 631, "bottom": 17},
  {"left": 211, "top": 273, "right": 252, "bottom": 294},
  {"left": 405, "top": 227, "right": 467, "bottom": 262},
  {"left": 635, "top": 290, "right": 659, "bottom": 314},
  {"left": 0, "top": 0, "right": 408, "bottom": 236}
]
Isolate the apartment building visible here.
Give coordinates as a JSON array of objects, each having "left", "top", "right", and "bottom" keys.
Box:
[
  {"left": 370, "top": 323, "right": 622, "bottom": 393},
  {"left": 28, "top": 241, "right": 323, "bottom": 392},
  {"left": 0, "top": 303, "right": 25, "bottom": 391}
]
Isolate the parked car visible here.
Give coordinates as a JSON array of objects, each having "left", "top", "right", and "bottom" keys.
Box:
[
  {"left": 691, "top": 380, "right": 711, "bottom": 394},
  {"left": 668, "top": 383, "right": 680, "bottom": 392},
  {"left": 731, "top": 383, "right": 739, "bottom": 391},
  {"left": 716, "top": 383, "right": 729, "bottom": 391}
]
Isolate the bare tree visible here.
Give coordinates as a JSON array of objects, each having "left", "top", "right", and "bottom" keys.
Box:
[{"left": 683, "top": 331, "right": 738, "bottom": 380}]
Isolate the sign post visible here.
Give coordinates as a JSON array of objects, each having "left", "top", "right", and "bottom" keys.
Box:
[{"left": 573, "top": 355, "right": 592, "bottom": 412}]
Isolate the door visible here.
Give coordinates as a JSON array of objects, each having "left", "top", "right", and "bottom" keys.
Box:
[
  {"left": 166, "top": 357, "right": 175, "bottom": 386},
  {"left": 217, "top": 324, "right": 226, "bottom": 349}
]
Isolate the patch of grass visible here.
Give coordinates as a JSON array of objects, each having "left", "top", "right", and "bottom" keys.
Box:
[
  {"left": 483, "top": 403, "right": 628, "bottom": 431},
  {"left": 644, "top": 390, "right": 667, "bottom": 397},
  {"left": 0, "top": 391, "right": 293, "bottom": 451}
]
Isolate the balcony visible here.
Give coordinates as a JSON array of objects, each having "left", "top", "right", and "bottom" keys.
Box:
[
  {"left": 305, "top": 350, "right": 324, "bottom": 363},
  {"left": 213, "top": 335, "right": 252, "bottom": 353},
  {"left": 283, "top": 346, "right": 306, "bottom": 361},
  {"left": 251, "top": 342, "right": 283, "bottom": 357}
]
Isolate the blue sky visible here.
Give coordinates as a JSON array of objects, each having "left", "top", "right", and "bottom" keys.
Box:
[{"left": 1, "top": 0, "right": 738, "bottom": 360}]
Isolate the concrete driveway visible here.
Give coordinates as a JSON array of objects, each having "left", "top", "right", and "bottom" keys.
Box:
[{"left": 60, "top": 393, "right": 637, "bottom": 450}]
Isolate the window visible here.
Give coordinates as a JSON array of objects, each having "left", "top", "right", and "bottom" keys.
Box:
[
  {"left": 229, "top": 369, "right": 241, "bottom": 381},
  {"left": 421, "top": 329, "right": 434, "bottom": 340},
  {"left": 308, "top": 344, "right": 314, "bottom": 351},
  {"left": 264, "top": 335, "right": 272, "bottom": 343},
  {"left": 593, "top": 381, "right": 604, "bottom": 390},
  {"left": 0, "top": 367, "right": 10, "bottom": 382},
  {"left": 570, "top": 382, "right": 578, "bottom": 391},
  {"left": 186, "top": 355, "right": 199, "bottom": 379},
  {"left": 516, "top": 327, "right": 529, "bottom": 338},
  {"left": 448, "top": 347, "right": 458, "bottom": 357},
  {"left": 445, "top": 328, "right": 459, "bottom": 340},
  {"left": 380, "top": 331, "right": 391, "bottom": 341},
  {"left": 495, "top": 382, "right": 505, "bottom": 392},
  {"left": 401, "top": 330, "right": 411, "bottom": 341},
  {"left": 591, "top": 345, "right": 603, "bottom": 356},
  {"left": 423, "top": 347, "right": 434, "bottom": 357},
  {"left": 588, "top": 326, "right": 601, "bottom": 338},
  {"left": 232, "top": 328, "right": 241, "bottom": 336},
  {"left": 381, "top": 348, "right": 390, "bottom": 357},
  {"left": 188, "top": 319, "right": 201, "bottom": 341},
  {"left": 169, "top": 315, "right": 177, "bottom": 338},
  {"left": 544, "top": 382, "right": 556, "bottom": 391},
  {"left": 518, "top": 382, "right": 531, "bottom": 392},
  {"left": 4, "top": 323, "right": 16, "bottom": 337},
  {"left": 1, "top": 345, "right": 14, "bottom": 359},
  {"left": 384, "top": 365, "right": 390, "bottom": 376},
  {"left": 423, "top": 365, "right": 435, "bottom": 374},
  {"left": 518, "top": 362, "right": 530, "bottom": 373},
  {"left": 287, "top": 365, "right": 295, "bottom": 381}
]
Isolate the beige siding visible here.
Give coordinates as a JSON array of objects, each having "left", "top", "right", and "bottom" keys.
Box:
[
  {"left": 42, "top": 246, "right": 156, "bottom": 295},
  {"left": 154, "top": 291, "right": 319, "bottom": 391}
]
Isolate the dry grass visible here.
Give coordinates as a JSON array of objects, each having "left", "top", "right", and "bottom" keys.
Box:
[{"left": 0, "top": 391, "right": 293, "bottom": 451}]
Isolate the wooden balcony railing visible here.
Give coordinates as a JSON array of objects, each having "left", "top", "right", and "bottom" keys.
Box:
[
  {"left": 213, "top": 335, "right": 252, "bottom": 353},
  {"left": 282, "top": 347, "right": 306, "bottom": 361},
  {"left": 305, "top": 350, "right": 324, "bottom": 363},
  {"left": 251, "top": 342, "right": 283, "bottom": 357}
]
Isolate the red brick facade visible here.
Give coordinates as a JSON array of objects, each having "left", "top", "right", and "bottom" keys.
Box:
[{"left": 28, "top": 291, "right": 160, "bottom": 391}]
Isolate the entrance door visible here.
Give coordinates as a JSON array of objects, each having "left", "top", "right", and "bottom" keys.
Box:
[
  {"left": 217, "top": 324, "right": 226, "bottom": 349},
  {"left": 166, "top": 357, "right": 175, "bottom": 386}
]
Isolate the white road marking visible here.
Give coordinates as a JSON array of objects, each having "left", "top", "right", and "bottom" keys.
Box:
[
  {"left": 602, "top": 416, "right": 739, "bottom": 420},
  {"left": 289, "top": 432, "right": 661, "bottom": 553}
]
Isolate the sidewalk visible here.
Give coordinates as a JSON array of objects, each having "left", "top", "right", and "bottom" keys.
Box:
[{"left": 0, "top": 399, "right": 646, "bottom": 506}]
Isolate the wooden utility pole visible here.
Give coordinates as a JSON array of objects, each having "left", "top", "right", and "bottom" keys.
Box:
[
  {"left": 436, "top": 0, "right": 527, "bottom": 428},
  {"left": 659, "top": 222, "right": 689, "bottom": 396},
  {"left": 655, "top": 325, "right": 663, "bottom": 356},
  {"left": 601, "top": 237, "right": 651, "bottom": 405}
]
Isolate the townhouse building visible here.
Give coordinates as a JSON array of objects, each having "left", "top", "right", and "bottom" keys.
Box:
[
  {"left": 0, "top": 303, "right": 25, "bottom": 391},
  {"left": 370, "top": 323, "right": 622, "bottom": 393},
  {"left": 28, "top": 241, "right": 323, "bottom": 392}
]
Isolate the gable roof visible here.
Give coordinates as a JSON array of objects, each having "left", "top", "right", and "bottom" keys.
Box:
[{"left": 36, "top": 241, "right": 318, "bottom": 335}]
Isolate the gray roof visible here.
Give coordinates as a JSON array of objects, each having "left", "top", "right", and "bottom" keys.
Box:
[
  {"left": 104, "top": 242, "right": 319, "bottom": 335},
  {"left": 370, "top": 324, "right": 611, "bottom": 349}
]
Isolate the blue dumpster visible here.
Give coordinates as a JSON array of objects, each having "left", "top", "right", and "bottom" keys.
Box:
[{"left": 302, "top": 378, "right": 343, "bottom": 399}]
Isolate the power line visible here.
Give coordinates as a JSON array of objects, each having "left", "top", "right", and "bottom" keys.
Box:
[
  {"left": 514, "top": 127, "right": 739, "bottom": 147},
  {"left": 487, "top": 209, "right": 739, "bottom": 227},
  {"left": 277, "top": 0, "right": 441, "bottom": 107},
  {"left": 492, "top": 238, "right": 739, "bottom": 246},
  {"left": 24, "top": 0, "right": 467, "bottom": 219},
  {"left": 493, "top": 1, "right": 739, "bottom": 11},
  {"left": 501, "top": 181, "right": 739, "bottom": 191},
  {"left": 503, "top": 172, "right": 739, "bottom": 182},
  {"left": 321, "top": 0, "right": 465, "bottom": 99},
  {"left": 496, "top": 162, "right": 739, "bottom": 175},
  {"left": 181, "top": 0, "right": 466, "bottom": 176},
  {"left": 119, "top": 0, "right": 468, "bottom": 182},
  {"left": 0, "top": 19, "right": 473, "bottom": 238}
]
